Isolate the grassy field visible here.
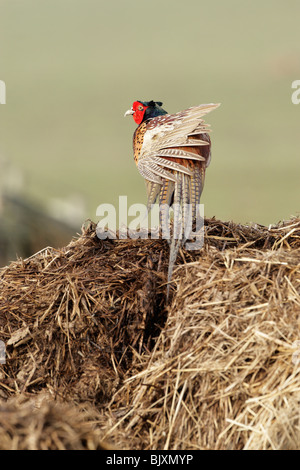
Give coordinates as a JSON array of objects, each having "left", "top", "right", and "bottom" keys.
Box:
[{"left": 0, "top": 0, "right": 299, "bottom": 232}]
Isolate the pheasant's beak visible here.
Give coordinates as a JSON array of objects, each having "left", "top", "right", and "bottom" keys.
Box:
[{"left": 124, "top": 107, "right": 134, "bottom": 117}]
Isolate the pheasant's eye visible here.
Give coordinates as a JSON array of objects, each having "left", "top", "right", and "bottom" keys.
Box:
[{"left": 138, "top": 105, "right": 143, "bottom": 111}]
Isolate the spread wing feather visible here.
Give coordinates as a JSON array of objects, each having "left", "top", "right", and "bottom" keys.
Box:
[
  {"left": 138, "top": 103, "right": 219, "bottom": 184},
  {"left": 141, "top": 103, "right": 219, "bottom": 157},
  {"left": 154, "top": 148, "right": 206, "bottom": 161}
]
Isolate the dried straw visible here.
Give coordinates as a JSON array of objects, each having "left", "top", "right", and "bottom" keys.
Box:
[
  {"left": 0, "top": 217, "right": 300, "bottom": 449},
  {"left": 0, "top": 394, "right": 109, "bottom": 450}
]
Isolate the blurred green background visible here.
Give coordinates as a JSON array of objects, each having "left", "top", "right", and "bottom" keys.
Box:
[{"left": 0, "top": 0, "right": 299, "bottom": 264}]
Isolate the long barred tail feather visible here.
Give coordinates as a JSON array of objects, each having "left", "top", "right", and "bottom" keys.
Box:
[
  {"left": 166, "top": 236, "right": 182, "bottom": 301},
  {"left": 166, "top": 167, "right": 204, "bottom": 301}
]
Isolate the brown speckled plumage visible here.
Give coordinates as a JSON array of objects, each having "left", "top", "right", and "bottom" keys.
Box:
[{"left": 133, "top": 121, "right": 147, "bottom": 164}]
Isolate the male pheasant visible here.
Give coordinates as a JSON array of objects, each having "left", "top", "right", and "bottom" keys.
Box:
[{"left": 124, "top": 100, "right": 220, "bottom": 299}]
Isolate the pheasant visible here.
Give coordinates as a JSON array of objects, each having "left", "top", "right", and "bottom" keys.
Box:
[{"left": 124, "top": 100, "right": 220, "bottom": 299}]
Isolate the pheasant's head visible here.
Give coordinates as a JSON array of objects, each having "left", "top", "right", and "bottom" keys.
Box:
[{"left": 124, "top": 100, "right": 168, "bottom": 125}]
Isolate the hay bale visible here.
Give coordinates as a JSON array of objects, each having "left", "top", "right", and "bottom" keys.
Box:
[
  {"left": 0, "top": 217, "right": 300, "bottom": 449},
  {"left": 0, "top": 395, "right": 109, "bottom": 450},
  {"left": 0, "top": 221, "right": 168, "bottom": 403}
]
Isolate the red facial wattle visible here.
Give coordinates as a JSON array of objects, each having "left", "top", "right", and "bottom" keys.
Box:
[{"left": 132, "top": 101, "right": 148, "bottom": 125}]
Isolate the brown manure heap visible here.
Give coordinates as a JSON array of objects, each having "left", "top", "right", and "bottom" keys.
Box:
[{"left": 0, "top": 217, "right": 300, "bottom": 450}]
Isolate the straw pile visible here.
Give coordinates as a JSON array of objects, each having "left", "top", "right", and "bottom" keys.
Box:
[
  {"left": 0, "top": 395, "right": 109, "bottom": 450},
  {"left": 0, "top": 217, "right": 300, "bottom": 450}
]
